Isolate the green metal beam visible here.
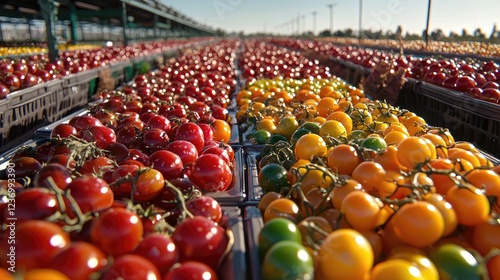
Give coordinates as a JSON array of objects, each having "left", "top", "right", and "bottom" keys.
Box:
[
  {"left": 120, "top": 0, "right": 212, "bottom": 34},
  {"left": 68, "top": 1, "right": 79, "bottom": 43},
  {"left": 37, "top": 0, "right": 58, "bottom": 62},
  {"left": 156, "top": 22, "right": 170, "bottom": 30},
  {"left": 57, "top": 9, "right": 123, "bottom": 20},
  {"left": 121, "top": 1, "right": 128, "bottom": 46},
  {"left": 0, "top": 10, "right": 40, "bottom": 19}
]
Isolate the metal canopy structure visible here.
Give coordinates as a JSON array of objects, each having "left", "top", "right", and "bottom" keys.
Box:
[{"left": 0, "top": 0, "right": 214, "bottom": 61}]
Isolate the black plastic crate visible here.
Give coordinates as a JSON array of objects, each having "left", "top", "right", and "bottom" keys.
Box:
[
  {"left": 220, "top": 206, "right": 248, "bottom": 280},
  {"left": 244, "top": 145, "right": 264, "bottom": 202},
  {"left": 4, "top": 84, "right": 59, "bottom": 148},
  {"left": 415, "top": 82, "right": 500, "bottom": 157},
  {"left": 395, "top": 78, "right": 418, "bottom": 112},
  {"left": 227, "top": 110, "right": 240, "bottom": 145},
  {"left": 58, "top": 70, "right": 98, "bottom": 120},
  {"left": 107, "top": 61, "right": 133, "bottom": 86},
  {"left": 0, "top": 99, "right": 10, "bottom": 148},
  {"left": 243, "top": 206, "right": 264, "bottom": 280}
]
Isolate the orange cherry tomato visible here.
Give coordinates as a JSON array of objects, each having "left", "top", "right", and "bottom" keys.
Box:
[
  {"left": 424, "top": 193, "right": 458, "bottom": 237},
  {"left": 211, "top": 119, "right": 231, "bottom": 142},
  {"left": 370, "top": 259, "right": 426, "bottom": 280},
  {"left": 327, "top": 144, "right": 362, "bottom": 176},
  {"left": 263, "top": 198, "right": 300, "bottom": 223},
  {"left": 329, "top": 178, "right": 363, "bottom": 210},
  {"left": 340, "top": 190, "right": 383, "bottom": 231},
  {"left": 351, "top": 161, "right": 387, "bottom": 194},
  {"left": 397, "top": 137, "right": 435, "bottom": 170},
  {"left": 472, "top": 220, "right": 500, "bottom": 256},
  {"left": 392, "top": 201, "right": 444, "bottom": 248},
  {"left": 294, "top": 134, "right": 327, "bottom": 161},
  {"left": 446, "top": 184, "right": 489, "bottom": 226},
  {"left": 316, "top": 229, "right": 373, "bottom": 280},
  {"left": 465, "top": 169, "right": 500, "bottom": 197}
]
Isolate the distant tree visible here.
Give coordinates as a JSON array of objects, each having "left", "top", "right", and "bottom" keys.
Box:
[
  {"left": 490, "top": 23, "right": 497, "bottom": 39},
  {"left": 344, "top": 28, "right": 354, "bottom": 37},
  {"left": 449, "top": 31, "right": 459, "bottom": 38},
  {"left": 473, "top": 28, "right": 486, "bottom": 38},
  {"left": 386, "top": 30, "right": 395, "bottom": 39},
  {"left": 395, "top": 25, "right": 402, "bottom": 37},
  {"left": 430, "top": 29, "right": 444, "bottom": 40},
  {"left": 215, "top": 28, "right": 226, "bottom": 37},
  {"left": 462, "top": 29, "right": 469, "bottom": 37},
  {"left": 319, "top": 29, "right": 331, "bottom": 37},
  {"left": 332, "top": 30, "right": 343, "bottom": 37},
  {"left": 404, "top": 32, "right": 420, "bottom": 40}
]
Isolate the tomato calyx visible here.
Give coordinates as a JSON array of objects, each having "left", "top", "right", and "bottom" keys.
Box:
[
  {"left": 259, "top": 140, "right": 297, "bottom": 170},
  {"left": 42, "top": 176, "right": 91, "bottom": 233},
  {"left": 125, "top": 201, "right": 176, "bottom": 234},
  {"left": 109, "top": 167, "right": 152, "bottom": 202},
  {"left": 53, "top": 134, "right": 110, "bottom": 172}
]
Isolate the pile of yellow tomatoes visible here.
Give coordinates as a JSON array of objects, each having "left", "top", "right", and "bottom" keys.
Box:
[{"left": 236, "top": 77, "right": 500, "bottom": 280}]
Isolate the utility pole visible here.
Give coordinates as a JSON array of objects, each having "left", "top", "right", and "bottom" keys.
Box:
[
  {"left": 301, "top": 15, "right": 305, "bottom": 35},
  {"left": 359, "top": 0, "right": 363, "bottom": 39},
  {"left": 425, "top": 0, "right": 432, "bottom": 47},
  {"left": 327, "top": 3, "right": 337, "bottom": 35},
  {"left": 297, "top": 14, "right": 300, "bottom": 35},
  {"left": 312, "top": 12, "right": 317, "bottom": 35}
]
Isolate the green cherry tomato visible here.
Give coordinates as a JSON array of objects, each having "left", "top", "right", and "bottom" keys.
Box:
[
  {"left": 290, "top": 129, "right": 312, "bottom": 147},
  {"left": 348, "top": 129, "right": 369, "bottom": 141},
  {"left": 299, "top": 122, "right": 321, "bottom": 135},
  {"left": 249, "top": 130, "right": 272, "bottom": 145},
  {"left": 428, "top": 243, "right": 483, "bottom": 280},
  {"left": 262, "top": 241, "right": 314, "bottom": 280},
  {"left": 267, "top": 134, "right": 288, "bottom": 144},
  {"left": 258, "top": 217, "right": 302, "bottom": 258},
  {"left": 360, "top": 136, "right": 387, "bottom": 152},
  {"left": 258, "top": 163, "right": 290, "bottom": 193}
]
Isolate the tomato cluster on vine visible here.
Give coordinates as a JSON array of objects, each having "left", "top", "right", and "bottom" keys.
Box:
[{"left": 0, "top": 39, "right": 244, "bottom": 280}]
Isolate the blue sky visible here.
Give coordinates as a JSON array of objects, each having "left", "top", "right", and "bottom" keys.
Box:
[{"left": 163, "top": 0, "right": 500, "bottom": 36}]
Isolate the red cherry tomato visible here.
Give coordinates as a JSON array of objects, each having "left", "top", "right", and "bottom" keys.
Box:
[
  {"left": 69, "top": 115, "right": 103, "bottom": 131},
  {"left": 175, "top": 122, "right": 205, "bottom": 152},
  {"left": 101, "top": 254, "right": 161, "bottom": 280},
  {"left": 186, "top": 196, "right": 223, "bottom": 224},
  {"left": 163, "top": 261, "right": 219, "bottom": 280},
  {"left": 79, "top": 156, "right": 114, "bottom": 175},
  {"left": 6, "top": 188, "right": 58, "bottom": 222},
  {"left": 187, "top": 154, "right": 232, "bottom": 192},
  {"left": 166, "top": 140, "right": 199, "bottom": 165},
  {"left": 90, "top": 208, "right": 143, "bottom": 255},
  {"left": 66, "top": 175, "right": 114, "bottom": 214},
  {"left": 150, "top": 150, "right": 184, "bottom": 181},
  {"left": 172, "top": 216, "right": 229, "bottom": 270},
  {"left": 51, "top": 124, "right": 78, "bottom": 139},
  {"left": 134, "top": 233, "right": 178, "bottom": 274},
  {"left": 47, "top": 241, "right": 107, "bottom": 280},
  {"left": 33, "top": 163, "right": 72, "bottom": 190},
  {"left": 79, "top": 126, "right": 116, "bottom": 149},
  {"left": 0, "top": 220, "right": 70, "bottom": 270}
]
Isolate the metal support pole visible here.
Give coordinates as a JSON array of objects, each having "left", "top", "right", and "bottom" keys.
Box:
[
  {"left": 68, "top": 0, "right": 78, "bottom": 44},
  {"left": 121, "top": 2, "right": 129, "bottom": 46},
  {"left": 153, "top": 14, "right": 159, "bottom": 39},
  {"left": 425, "top": 0, "right": 432, "bottom": 47},
  {"left": 38, "top": 0, "right": 58, "bottom": 62}
]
